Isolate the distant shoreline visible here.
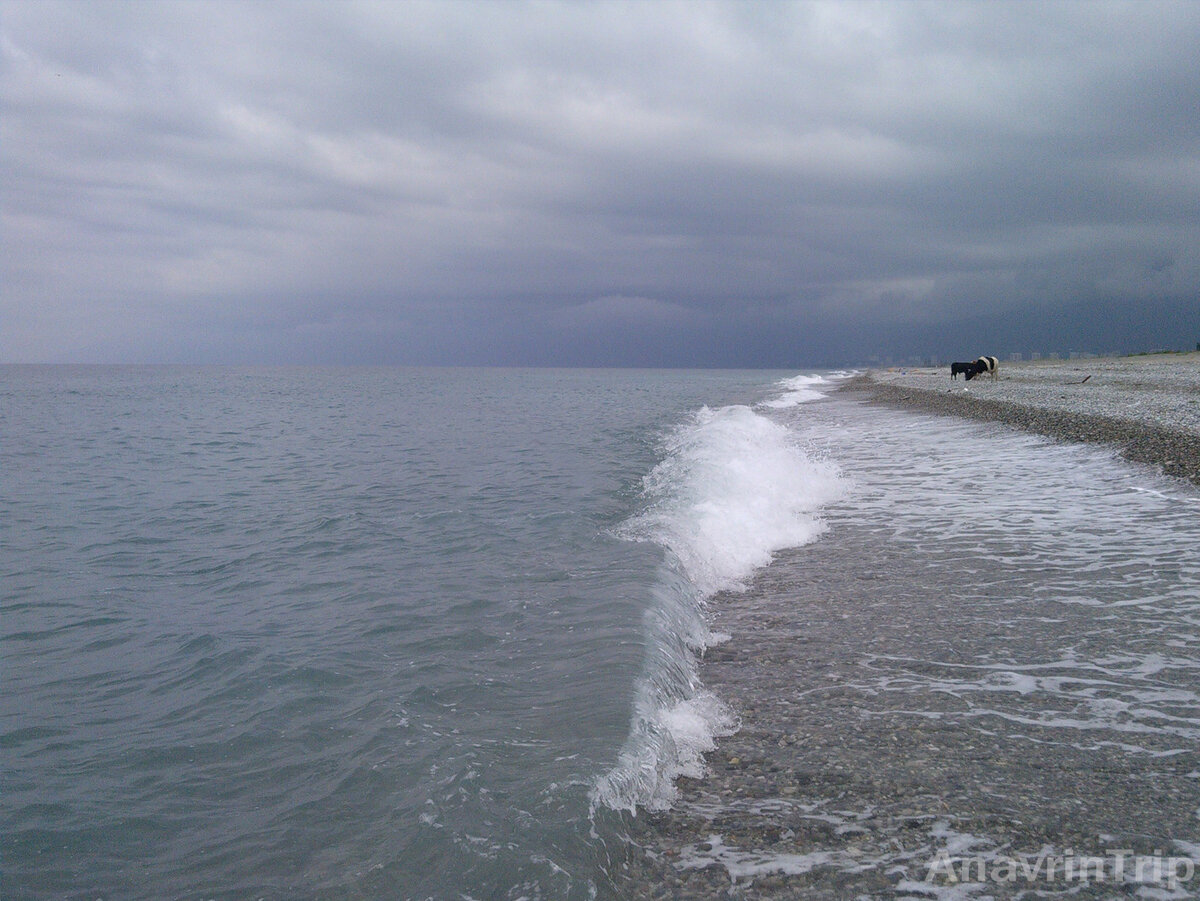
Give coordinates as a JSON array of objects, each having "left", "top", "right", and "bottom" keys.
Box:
[{"left": 838, "top": 353, "right": 1200, "bottom": 487}]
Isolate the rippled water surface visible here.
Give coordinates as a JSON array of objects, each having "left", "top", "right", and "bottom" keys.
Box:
[
  {"left": 2, "top": 365, "right": 827, "bottom": 900},
  {"left": 6, "top": 366, "right": 1199, "bottom": 900}
]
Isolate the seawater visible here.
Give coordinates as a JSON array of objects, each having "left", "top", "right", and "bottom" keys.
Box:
[
  {"left": 5, "top": 366, "right": 1199, "bottom": 900},
  {"left": 628, "top": 385, "right": 1200, "bottom": 897},
  {"left": 2, "top": 366, "right": 844, "bottom": 900}
]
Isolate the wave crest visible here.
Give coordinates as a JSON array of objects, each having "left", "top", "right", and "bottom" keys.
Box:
[{"left": 592, "top": 402, "right": 845, "bottom": 813}]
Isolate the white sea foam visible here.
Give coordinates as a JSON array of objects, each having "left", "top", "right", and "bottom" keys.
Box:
[
  {"left": 677, "top": 833, "right": 841, "bottom": 880},
  {"left": 592, "top": 402, "right": 846, "bottom": 812},
  {"left": 760, "top": 373, "right": 837, "bottom": 409},
  {"left": 626, "top": 404, "right": 846, "bottom": 598}
]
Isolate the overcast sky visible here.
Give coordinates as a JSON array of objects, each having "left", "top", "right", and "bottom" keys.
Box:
[{"left": 3, "top": 0, "right": 1198, "bottom": 367}]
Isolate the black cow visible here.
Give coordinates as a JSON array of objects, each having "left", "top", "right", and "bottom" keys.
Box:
[{"left": 950, "top": 361, "right": 975, "bottom": 380}]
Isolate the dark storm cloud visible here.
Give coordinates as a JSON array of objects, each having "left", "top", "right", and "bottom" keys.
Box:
[{"left": 3, "top": 0, "right": 1198, "bottom": 365}]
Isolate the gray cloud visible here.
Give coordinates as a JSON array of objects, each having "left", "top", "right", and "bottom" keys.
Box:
[{"left": 3, "top": 0, "right": 1198, "bottom": 365}]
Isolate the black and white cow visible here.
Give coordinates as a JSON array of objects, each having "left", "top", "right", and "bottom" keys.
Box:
[{"left": 965, "top": 356, "right": 998, "bottom": 381}]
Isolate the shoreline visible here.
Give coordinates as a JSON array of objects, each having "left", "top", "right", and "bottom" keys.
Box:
[
  {"left": 612, "top": 360, "right": 1200, "bottom": 899},
  {"left": 838, "top": 353, "right": 1200, "bottom": 487}
]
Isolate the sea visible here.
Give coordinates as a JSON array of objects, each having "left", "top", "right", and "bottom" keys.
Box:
[{"left": 4, "top": 365, "right": 1199, "bottom": 900}]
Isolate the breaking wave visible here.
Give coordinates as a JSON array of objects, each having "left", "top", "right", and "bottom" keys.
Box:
[{"left": 592, "top": 399, "right": 846, "bottom": 813}]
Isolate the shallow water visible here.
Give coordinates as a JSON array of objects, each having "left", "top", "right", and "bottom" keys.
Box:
[{"left": 622, "top": 394, "right": 1200, "bottom": 898}]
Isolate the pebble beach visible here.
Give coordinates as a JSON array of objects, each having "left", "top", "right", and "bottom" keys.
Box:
[
  {"left": 848, "top": 352, "right": 1200, "bottom": 487},
  {"left": 614, "top": 353, "right": 1200, "bottom": 900}
]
